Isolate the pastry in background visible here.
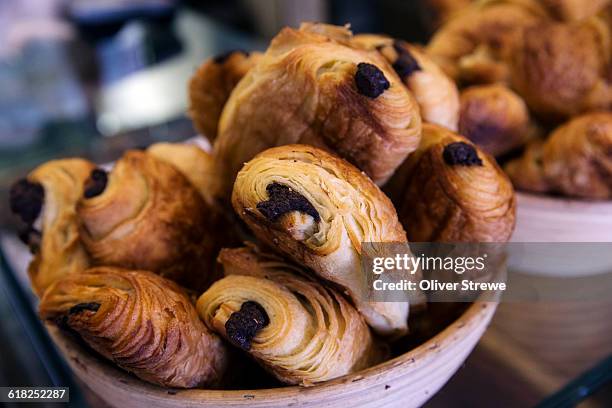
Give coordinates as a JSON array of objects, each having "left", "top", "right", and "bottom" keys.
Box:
[
  {"left": 232, "top": 144, "right": 415, "bottom": 336},
  {"left": 189, "top": 50, "right": 262, "bottom": 141},
  {"left": 213, "top": 23, "right": 422, "bottom": 195},
  {"left": 353, "top": 34, "right": 460, "bottom": 131},
  {"left": 394, "top": 124, "right": 516, "bottom": 242},
  {"left": 510, "top": 17, "right": 611, "bottom": 119},
  {"left": 506, "top": 112, "right": 612, "bottom": 199},
  {"left": 147, "top": 142, "right": 221, "bottom": 206},
  {"left": 459, "top": 84, "right": 533, "bottom": 156},
  {"left": 541, "top": 0, "right": 611, "bottom": 21},
  {"left": 39, "top": 267, "right": 228, "bottom": 388},
  {"left": 422, "top": 0, "right": 474, "bottom": 29},
  {"left": 427, "top": 0, "right": 549, "bottom": 85},
  {"left": 197, "top": 246, "right": 383, "bottom": 385},
  {"left": 76, "top": 150, "right": 221, "bottom": 290},
  {"left": 9, "top": 159, "right": 95, "bottom": 296}
]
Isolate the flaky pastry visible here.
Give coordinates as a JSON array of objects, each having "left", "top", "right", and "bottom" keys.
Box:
[
  {"left": 353, "top": 34, "right": 460, "bottom": 131},
  {"left": 76, "top": 150, "right": 219, "bottom": 290},
  {"left": 506, "top": 112, "right": 612, "bottom": 199},
  {"left": 213, "top": 23, "right": 421, "bottom": 195},
  {"left": 459, "top": 84, "right": 532, "bottom": 156},
  {"left": 232, "top": 144, "right": 414, "bottom": 336},
  {"left": 395, "top": 124, "right": 516, "bottom": 242},
  {"left": 197, "top": 246, "right": 382, "bottom": 385},
  {"left": 189, "top": 50, "right": 262, "bottom": 140},
  {"left": 10, "top": 159, "right": 95, "bottom": 296},
  {"left": 40, "top": 267, "right": 228, "bottom": 388}
]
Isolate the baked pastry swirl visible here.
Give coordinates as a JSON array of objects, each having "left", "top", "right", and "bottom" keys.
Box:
[
  {"left": 189, "top": 50, "right": 262, "bottom": 140},
  {"left": 395, "top": 124, "right": 516, "bottom": 242},
  {"left": 509, "top": 16, "right": 611, "bottom": 119},
  {"left": 427, "top": 0, "right": 549, "bottom": 85},
  {"left": 232, "top": 144, "right": 413, "bottom": 336},
  {"left": 197, "top": 246, "right": 382, "bottom": 385},
  {"left": 9, "top": 159, "right": 95, "bottom": 296},
  {"left": 39, "top": 267, "right": 228, "bottom": 388},
  {"left": 459, "top": 84, "right": 532, "bottom": 156},
  {"left": 353, "top": 34, "right": 460, "bottom": 131},
  {"left": 506, "top": 112, "right": 612, "bottom": 199},
  {"left": 213, "top": 23, "right": 421, "bottom": 195},
  {"left": 76, "top": 150, "right": 219, "bottom": 290}
]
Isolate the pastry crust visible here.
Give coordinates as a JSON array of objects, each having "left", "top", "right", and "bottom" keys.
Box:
[
  {"left": 213, "top": 23, "right": 421, "bottom": 195},
  {"left": 232, "top": 144, "right": 413, "bottom": 336},
  {"left": 459, "top": 84, "right": 532, "bottom": 156},
  {"left": 188, "top": 50, "right": 262, "bottom": 141},
  {"left": 427, "top": 0, "right": 550, "bottom": 85},
  {"left": 396, "top": 124, "right": 516, "bottom": 242},
  {"left": 10, "top": 159, "right": 95, "bottom": 296},
  {"left": 542, "top": 0, "right": 611, "bottom": 21},
  {"left": 353, "top": 34, "right": 460, "bottom": 131},
  {"left": 147, "top": 142, "right": 220, "bottom": 206},
  {"left": 77, "top": 150, "right": 219, "bottom": 290},
  {"left": 197, "top": 246, "right": 383, "bottom": 385},
  {"left": 506, "top": 112, "right": 612, "bottom": 199},
  {"left": 510, "top": 17, "right": 611, "bottom": 119},
  {"left": 39, "top": 267, "right": 228, "bottom": 388}
]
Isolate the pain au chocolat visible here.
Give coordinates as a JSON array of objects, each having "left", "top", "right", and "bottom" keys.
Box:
[
  {"left": 231, "top": 144, "right": 420, "bottom": 336},
  {"left": 197, "top": 246, "right": 383, "bottom": 385},
  {"left": 40, "top": 266, "right": 228, "bottom": 388},
  {"left": 10, "top": 159, "right": 95, "bottom": 296},
  {"left": 213, "top": 23, "right": 421, "bottom": 196},
  {"left": 76, "top": 150, "right": 221, "bottom": 290}
]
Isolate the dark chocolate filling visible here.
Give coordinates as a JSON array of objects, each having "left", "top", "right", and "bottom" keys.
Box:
[
  {"left": 355, "top": 62, "right": 390, "bottom": 98},
  {"left": 69, "top": 302, "right": 101, "bottom": 315},
  {"left": 225, "top": 301, "right": 269, "bottom": 351},
  {"left": 83, "top": 169, "right": 108, "bottom": 199},
  {"left": 392, "top": 41, "right": 421, "bottom": 79},
  {"left": 443, "top": 142, "right": 483, "bottom": 167},
  {"left": 213, "top": 49, "right": 248, "bottom": 64},
  {"left": 256, "top": 182, "right": 320, "bottom": 222},
  {"left": 9, "top": 179, "right": 44, "bottom": 224}
]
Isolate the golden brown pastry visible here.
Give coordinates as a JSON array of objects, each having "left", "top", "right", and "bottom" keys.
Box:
[
  {"left": 197, "top": 246, "right": 383, "bottom": 385},
  {"left": 213, "top": 23, "right": 422, "bottom": 196},
  {"left": 39, "top": 267, "right": 228, "bottom": 388},
  {"left": 188, "top": 50, "right": 262, "bottom": 140},
  {"left": 147, "top": 142, "right": 220, "bottom": 206},
  {"left": 395, "top": 124, "right": 516, "bottom": 242},
  {"left": 541, "top": 0, "right": 611, "bottom": 21},
  {"left": 9, "top": 159, "right": 95, "bottom": 296},
  {"left": 427, "top": 0, "right": 549, "bottom": 85},
  {"left": 76, "top": 150, "right": 219, "bottom": 290},
  {"left": 459, "top": 84, "right": 533, "bottom": 156},
  {"left": 509, "top": 17, "right": 611, "bottom": 119},
  {"left": 353, "top": 34, "right": 460, "bottom": 131},
  {"left": 232, "top": 144, "right": 416, "bottom": 336},
  {"left": 506, "top": 112, "right": 612, "bottom": 199}
]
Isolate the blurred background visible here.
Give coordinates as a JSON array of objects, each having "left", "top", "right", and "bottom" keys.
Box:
[{"left": 0, "top": 1, "right": 610, "bottom": 407}]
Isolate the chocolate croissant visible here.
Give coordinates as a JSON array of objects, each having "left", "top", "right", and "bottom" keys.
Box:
[
  {"left": 197, "top": 246, "right": 383, "bottom": 385},
  {"left": 189, "top": 50, "right": 262, "bottom": 141},
  {"left": 353, "top": 34, "right": 460, "bottom": 131},
  {"left": 76, "top": 150, "right": 219, "bottom": 290},
  {"left": 147, "top": 142, "right": 220, "bottom": 206},
  {"left": 39, "top": 267, "right": 228, "bottom": 388},
  {"left": 9, "top": 159, "right": 95, "bottom": 296},
  {"left": 459, "top": 84, "right": 533, "bottom": 156},
  {"left": 232, "top": 144, "right": 413, "bottom": 336},
  {"left": 213, "top": 23, "right": 421, "bottom": 195},
  {"left": 395, "top": 124, "right": 516, "bottom": 242},
  {"left": 509, "top": 17, "right": 611, "bottom": 119},
  {"left": 427, "top": 0, "right": 549, "bottom": 85},
  {"left": 506, "top": 112, "right": 612, "bottom": 199}
]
